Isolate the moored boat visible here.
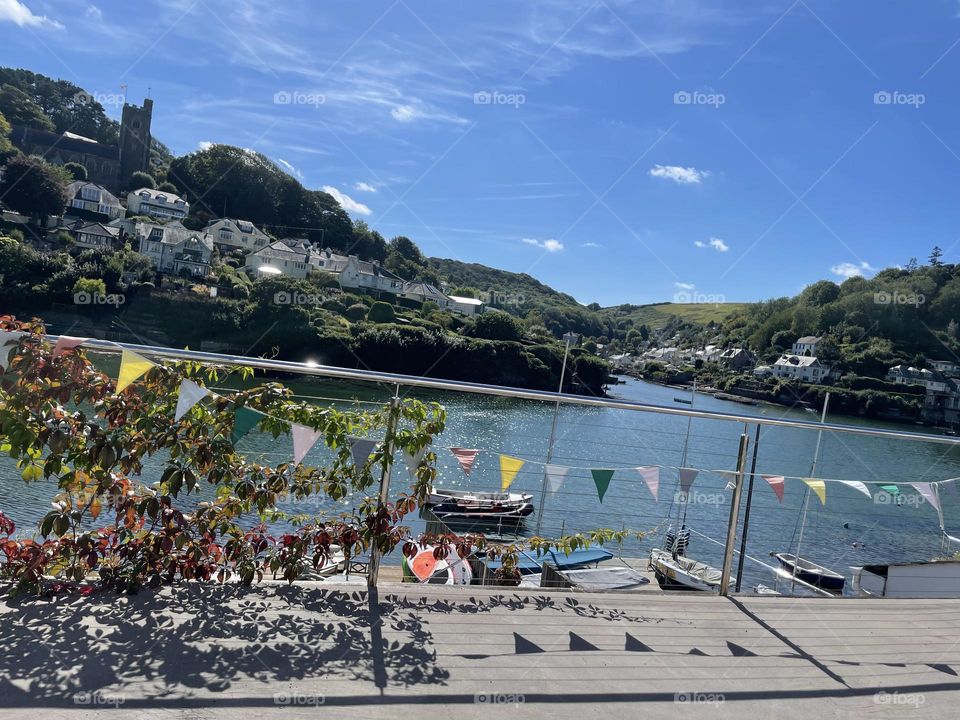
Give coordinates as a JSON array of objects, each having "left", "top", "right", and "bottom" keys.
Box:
[
  {"left": 649, "top": 548, "right": 728, "bottom": 592},
  {"left": 427, "top": 487, "right": 533, "bottom": 507},
  {"left": 774, "top": 552, "right": 845, "bottom": 592}
]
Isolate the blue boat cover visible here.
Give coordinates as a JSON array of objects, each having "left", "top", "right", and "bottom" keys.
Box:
[{"left": 483, "top": 547, "right": 614, "bottom": 573}]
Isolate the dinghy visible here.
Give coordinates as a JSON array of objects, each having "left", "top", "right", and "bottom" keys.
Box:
[
  {"left": 483, "top": 547, "right": 614, "bottom": 575},
  {"left": 649, "top": 548, "right": 728, "bottom": 592},
  {"left": 428, "top": 488, "right": 532, "bottom": 507},
  {"left": 774, "top": 552, "right": 845, "bottom": 592},
  {"left": 427, "top": 487, "right": 534, "bottom": 523}
]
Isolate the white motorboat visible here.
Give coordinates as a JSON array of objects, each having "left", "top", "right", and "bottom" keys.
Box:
[{"left": 649, "top": 548, "right": 728, "bottom": 592}]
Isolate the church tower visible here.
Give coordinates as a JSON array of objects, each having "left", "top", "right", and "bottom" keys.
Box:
[{"left": 118, "top": 98, "right": 153, "bottom": 187}]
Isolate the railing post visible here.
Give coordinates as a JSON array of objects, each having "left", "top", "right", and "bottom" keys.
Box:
[
  {"left": 719, "top": 426, "right": 750, "bottom": 596},
  {"left": 367, "top": 388, "right": 401, "bottom": 589},
  {"left": 735, "top": 423, "right": 762, "bottom": 592}
]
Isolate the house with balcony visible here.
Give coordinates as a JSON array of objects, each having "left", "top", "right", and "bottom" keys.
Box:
[
  {"left": 74, "top": 221, "right": 121, "bottom": 250},
  {"left": 66, "top": 181, "right": 123, "bottom": 220},
  {"left": 886, "top": 365, "right": 950, "bottom": 393},
  {"left": 126, "top": 187, "right": 189, "bottom": 221},
  {"left": 773, "top": 354, "right": 832, "bottom": 383},
  {"left": 205, "top": 218, "right": 271, "bottom": 252},
  {"left": 245, "top": 240, "right": 319, "bottom": 279},
  {"left": 136, "top": 221, "right": 212, "bottom": 276},
  {"left": 337, "top": 257, "right": 404, "bottom": 296}
]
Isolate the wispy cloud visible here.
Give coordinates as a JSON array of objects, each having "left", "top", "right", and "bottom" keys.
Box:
[
  {"left": 322, "top": 185, "right": 372, "bottom": 216},
  {"left": 582, "top": 242, "right": 602, "bottom": 248},
  {"left": 695, "top": 237, "right": 729, "bottom": 252},
  {"left": 276, "top": 158, "right": 304, "bottom": 180},
  {"left": 0, "top": 0, "right": 63, "bottom": 28},
  {"left": 522, "top": 237, "right": 564, "bottom": 252},
  {"left": 674, "top": 281, "right": 696, "bottom": 290},
  {"left": 354, "top": 181, "right": 378, "bottom": 193},
  {"left": 830, "top": 261, "right": 875, "bottom": 279},
  {"left": 649, "top": 164, "right": 710, "bottom": 184},
  {"left": 85, "top": 4, "right": 102, "bottom": 20}
]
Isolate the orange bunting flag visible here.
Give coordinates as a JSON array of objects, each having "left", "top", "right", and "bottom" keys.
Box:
[{"left": 450, "top": 448, "right": 479, "bottom": 476}]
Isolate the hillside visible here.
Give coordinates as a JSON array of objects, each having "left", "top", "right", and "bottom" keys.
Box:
[{"left": 599, "top": 302, "right": 752, "bottom": 330}]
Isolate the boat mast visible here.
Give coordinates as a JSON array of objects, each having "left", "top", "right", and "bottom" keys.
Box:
[{"left": 791, "top": 391, "right": 830, "bottom": 591}]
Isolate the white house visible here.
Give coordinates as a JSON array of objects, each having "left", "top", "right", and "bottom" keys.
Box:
[
  {"left": 886, "top": 365, "right": 950, "bottom": 393},
  {"left": 399, "top": 282, "right": 456, "bottom": 311},
  {"left": 136, "top": 221, "right": 213, "bottom": 276},
  {"left": 753, "top": 365, "right": 774, "bottom": 378},
  {"left": 448, "top": 295, "right": 484, "bottom": 316},
  {"left": 205, "top": 218, "right": 270, "bottom": 252},
  {"left": 773, "top": 354, "right": 832, "bottom": 383},
  {"left": 126, "top": 187, "right": 189, "bottom": 221},
  {"left": 337, "top": 257, "right": 404, "bottom": 295},
  {"left": 643, "top": 347, "right": 679, "bottom": 361},
  {"left": 696, "top": 345, "right": 723, "bottom": 363},
  {"left": 929, "top": 360, "right": 960, "bottom": 377},
  {"left": 66, "top": 181, "right": 123, "bottom": 220},
  {"left": 75, "top": 221, "right": 121, "bottom": 250},
  {"left": 245, "top": 240, "right": 318, "bottom": 279},
  {"left": 792, "top": 336, "right": 822, "bottom": 356}
]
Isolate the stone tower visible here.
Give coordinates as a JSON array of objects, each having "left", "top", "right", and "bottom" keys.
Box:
[{"left": 118, "top": 98, "right": 153, "bottom": 187}]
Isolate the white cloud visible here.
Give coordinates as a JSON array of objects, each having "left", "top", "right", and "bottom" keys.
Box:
[
  {"left": 354, "top": 181, "right": 377, "bottom": 193},
  {"left": 649, "top": 164, "right": 709, "bottom": 184},
  {"left": 696, "top": 237, "right": 729, "bottom": 252},
  {"left": 0, "top": 0, "right": 63, "bottom": 28},
  {"left": 276, "top": 158, "right": 303, "bottom": 180},
  {"left": 85, "top": 4, "right": 101, "bottom": 20},
  {"left": 581, "top": 242, "right": 602, "bottom": 248},
  {"left": 830, "top": 261, "right": 875, "bottom": 279},
  {"left": 198, "top": 140, "right": 213, "bottom": 151},
  {"left": 674, "top": 282, "right": 695, "bottom": 290},
  {"left": 391, "top": 105, "right": 418, "bottom": 122},
  {"left": 322, "top": 186, "right": 372, "bottom": 216},
  {"left": 522, "top": 237, "right": 564, "bottom": 252}
]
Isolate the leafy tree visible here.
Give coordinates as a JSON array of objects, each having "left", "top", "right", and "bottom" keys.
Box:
[
  {"left": 930, "top": 246, "right": 944, "bottom": 267},
  {"left": 367, "top": 301, "right": 395, "bottom": 323},
  {"left": 157, "top": 180, "right": 178, "bottom": 193},
  {"left": 72, "top": 277, "right": 106, "bottom": 298},
  {"left": 63, "top": 161, "right": 87, "bottom": 181},
  {"left": 799, "top": 280, "right": 840, "bottom": 306},
  {"left": 0, "top": 84, "right": 55, "bottom": 131},
  {"left": 0, "top": 110, "right": 16, "bottom": 163},
  {"left": 128, "top": 170, "right": 156, "bottom": 190},
  {"left": 468, "top": 311, "right": 524, "bottom": 341},
  {"left": 0, "top": 155, "right": 70, "bottom": 221}
]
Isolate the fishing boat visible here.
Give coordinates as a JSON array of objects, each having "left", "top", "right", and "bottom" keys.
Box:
[
  {"left": 649, "top": 548, "right": 728, "bottom": 592},
  {"left": 774, "top": 552, "right": 845, "bottom": 592}
]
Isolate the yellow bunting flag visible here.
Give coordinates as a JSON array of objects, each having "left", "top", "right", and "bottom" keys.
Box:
[
  {"left": 116, "top": 350, "right": 155, "bottom": 392},
  {"left": 499, "top": 455, "right": 525, "bottom": 492},
  {"left": 802, "top": 478, "right": 826, "bottom": 505}
]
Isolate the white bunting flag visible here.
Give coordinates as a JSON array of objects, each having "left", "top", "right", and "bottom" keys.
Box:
[
  {"left": 717, "top": 470, "right": 738, "bottom": 491},
  {"left": 403, "top": 445, "right": 428, "bottom": 481},
  {"left": 174, "top": 379, "right": 209, "bottom": 421},
  {"left": 637, "top": 466, "right": 660, "bottom": 501},
  {"left": 838, "top": 480, "right": 872, "bottom": 499},
  {"left": 679, "top": 468, "right": 699, "bottom": 496},
  {"left": 292, "top": 424, "right": 323, "bottom": 465},
  {"left": 545, "top": 464, "right": 569, "bottom": 494},
  {"left": 911, "top": 482, "right": 941, "bottom": 514},
  {"left": 348, "top": 436, "right": 377, "bottom": 469}
]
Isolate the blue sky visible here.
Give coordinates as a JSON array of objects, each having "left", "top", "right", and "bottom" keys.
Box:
[{"left": 3, "top": 0, "right": 960, "bottom": 306}]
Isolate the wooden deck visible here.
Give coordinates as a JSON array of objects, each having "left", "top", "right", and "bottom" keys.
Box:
[{"left": 1, "top": 581, "right": 958, "bottom": 718}]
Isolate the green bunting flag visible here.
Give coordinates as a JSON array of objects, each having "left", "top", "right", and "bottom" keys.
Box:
[
  {"left": 231, "top": 406, "right": 262, "bottom": 445},
  {"left": 880, "top": 484, "right": 900, "bottom": 496},
  {"left": 591, "top": 469, "right": 615, "bottom": 503}
]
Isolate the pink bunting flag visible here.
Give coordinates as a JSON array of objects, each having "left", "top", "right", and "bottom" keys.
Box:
[
  {"left": 292, "top": 423, "right": 323, "bottom": 465},
  {"left": 637, "top": 466, "right": 660, "bottom": 501},
  {"left": 678, "top": 468, "right": 698, "bottom": 496},
  {"left": 53, "top": 336, "right": 87, "bottom": 357},
  {"left": 911, "top": 482, "right": 941, "bottom": 514},
  {"left": 450, "top": 447, "right": 479, "bottom": 476},
  {"left": 762, "top": 475, "right": 785, "bottom": 503}
]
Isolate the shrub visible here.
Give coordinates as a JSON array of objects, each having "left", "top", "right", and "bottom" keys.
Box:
[
  {"left": 367, "top": 301, "right": 395, "bottom": 323},
  {"left": 468, "top": 310, "right": 524, "bottom": 341},
  {"left": 345, "top": 303, "right": 367, "bottom": 321},
  {"left": 72, "top": 277, "right": 106, "bottom": 299}
]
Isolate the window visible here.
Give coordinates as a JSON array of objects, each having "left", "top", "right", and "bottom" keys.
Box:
[
  {"left": 219, "top": 230, "right": 233, "bottom": 240},
  {"left": 156, "top": 195, "right": 167, "bottom": 204},
  {"left": 81, "top": 186, "right": 100, "bottom": 201}
]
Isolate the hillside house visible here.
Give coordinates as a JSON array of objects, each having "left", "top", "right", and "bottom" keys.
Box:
[
  {"left": 773, "top": 354, "right": 831, "bottom": 383},
  {"left": 66, "top": 181, "right": 123, "bottom": 220},
  {"left": 126, "top": 187, "right": 189, "bottom": 221},
  {"left": 719, "top": 347, "right": 755, "bottom": 371},
  {"left": 792, "top": 336, "right": 822, "bottom": 356},
  {"left": 74, "top": 222, "right": 121, "bottom": 250},
  {"left": 136, "top": 222, "right": 213, "bottom": 277},
  {"left": 206, "top": 218, "right": 271, "bottom": 252}
]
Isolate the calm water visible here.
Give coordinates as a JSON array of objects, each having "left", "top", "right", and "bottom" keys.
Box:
[{"left": 3, "top": 368, "right": 958, "bottom": 591}]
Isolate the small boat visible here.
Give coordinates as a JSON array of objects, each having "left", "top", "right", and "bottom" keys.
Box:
[
  {"left": 427, "top": 488, "right": 532, "bottom": 507},
  {"left": 649, "top": 548, "right": 728, "bottom": 592},
  {"left": 774, "top": 553, "right": 845, "bottom": 592},
  {"left": 673, "top": 397, "right": 693, "bottom": 405},
  {"left": 402, "top": 544, "right": 473, "bottom": 585},
  {"left": 551, "top": 565, "right": 650, "bottom": 591},
  {"left": 483, "top": 547, "right": 614, "bottom": 575},
  {"left": 432, "top": 503, "right": 534, "bottom": 523}
]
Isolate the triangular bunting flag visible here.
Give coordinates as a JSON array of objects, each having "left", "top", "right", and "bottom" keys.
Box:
[
  {"left": 499, "top": 455, "right": 524, "bottom": 492},
  {"left": 944, "top": 480, "right": 960, "bottom": 498},
  {"left": 291, "top": 423, "right": 323, "bottom": 465},
  {"left": 230, "top": 406, "right": 262, "bottom": 445},
  {"left": 880, "top": 484, "right": 900, "bottom": 496},
  {"left": 637, "top": 466, "right": 659, "bottom": 501},
  {"left": 116, "top": 349, "right": 156, "bottom": 392},
  {"left": 762, "top": 475, "right": 785, "bottom": 503},
  {"left": 450, "top": 447, "right": 479, "bottom": 476},
  {"left": 174, "top": 379, "right": 209, "bottom": 421},
  {"left": 0, "top": 331, "right": 24, "bottom": 371},
  {"left": 802, "top": 478, "right": 826, "bottom": 505},
  {"left": 545, "top": 464, "right": 568, "bottom": 494},
  {"left": 838, "top": 480, "right": 872, "bottom": 499},
  {"left": 911, "top": 483, "right": 941, "bottom": 514},
  {"left": 679, "top": 468, "right": 699, "bottom": 496},
  {"left": 717, "top": 470, "right": 737, "bottom": 491},
  {"left": 591, "top": 469, "right": 615, "bottom": 503},
  {"left": 403, "top": 445, "right": 428, "bottom": 481},
  {"left": 52, "top": 335, "right": 87, "bottom": 357},
  {"left": 347, "top": 436, "right": 377, "bottom": 469}
]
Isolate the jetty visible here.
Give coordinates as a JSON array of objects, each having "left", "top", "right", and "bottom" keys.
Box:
[{"left": 1, "top": 582, "right": 958, "bottom": 719}]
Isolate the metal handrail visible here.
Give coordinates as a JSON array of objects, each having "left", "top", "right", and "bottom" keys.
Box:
[{"left": 56, "top": 335, "right": 960, "bottom": 447}]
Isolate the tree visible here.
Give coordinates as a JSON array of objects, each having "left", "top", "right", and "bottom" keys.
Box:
[
  {"left": 128, "top": 170, "right": 156, "bottom": 190},
  {"left": 63, "top": 162, "right": 87, "bottom": 181},
  {"left": 949, "top": 319, "right": 959, "bottom": 339},
  {"left": 367, "top": 301, "right": 395, "bottom": 323},
  {"left": 157, "top": 181, "right": 178, "bottom": 193},
  {"left": 0, "top": 110, "right": 15, "bottom": 163},
  {"left": 468, "top": 311, "right": 524, "bottom": 341},
  {"left": 72, "top": 277, "right": 106, "bottom": 299},
  {"left": 930, "top": 246, "right": 944, "bottom": 267},
  {"left": 799, "top": 280, "right": 840, "bottom": 306},
  {"left": 0, "top": 155, "right": 70, "bottom": 221},
  {"left": 0, "top": 84, "right": 55, "bottom": 131},
  {"left": 345, "top": 303, "right": 367, "bottom": 321}
]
